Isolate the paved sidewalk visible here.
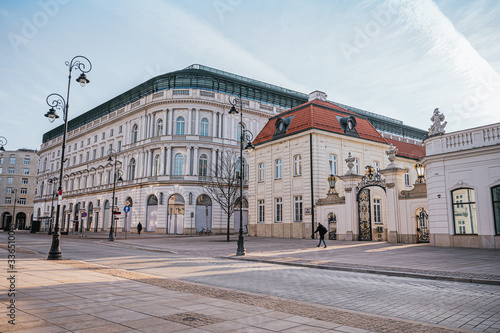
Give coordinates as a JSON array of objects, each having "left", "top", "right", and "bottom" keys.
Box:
[
  {"left": 103, "top": 234, "right": 500, "bottom": 285},
  {"left": 1, "top": 255, "right": 474, "bottom": 333}
]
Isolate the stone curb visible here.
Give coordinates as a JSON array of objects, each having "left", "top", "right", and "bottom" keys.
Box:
[{"left": 228, "top": 256, "right": 500, "bottom": 286}]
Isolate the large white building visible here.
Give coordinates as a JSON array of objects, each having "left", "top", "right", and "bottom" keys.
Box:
[
  {"left": 423, "top": 121, "right": 500, "bottom": 248},
  {"left": 34, "top": 65, "right": 307, "bottom": 235}
]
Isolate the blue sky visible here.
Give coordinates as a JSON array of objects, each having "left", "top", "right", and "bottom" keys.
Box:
[{"left": 1, "top": 0, "right": 499, "bottom": 150}]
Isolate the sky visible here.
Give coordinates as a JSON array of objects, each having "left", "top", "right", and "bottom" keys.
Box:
[{"left": 1, "top": 0, "right": 499, "bottom": 151}]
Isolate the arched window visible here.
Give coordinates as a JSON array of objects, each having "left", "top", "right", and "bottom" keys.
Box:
[
  {"left": 452, "top": 188, "right": 477, "bottom": 235},
  {"left": 329, "top": 154, "right": 337, "bottom": 175},
  {"left": 493, "top": 185, "right": 500, "bottom": 235},
  {"left": 236, "top": 123, "right": 246, "bottom": 141},
  {"left": 293, "top": 155, "right": 302, "bottom": 176},
  {"left": 147, "top": 195, "right": 158, "bottom": 206},
  {"left": 153, "top": 154, "right": 161, "bottom": 176},
  {"left": 199, "top": 154, "right": 208, "bottom": 176},
  {"left": 156, "top": 119, "right": 163, "bottom": 137},
  {"left": 131, "top": 124, "right": 138, "bottom": 143},
  {"left": 200, "top": 118, "right": 209, "bottom": 136},
  {"left": 128, "top": 158, "right": 136, "bottom": 180},
  {"left": 174, "top": 153, "right": 184, "bottom": 175},
  {"left": 176, "top": 117, "right": 185, "bottom": 135}
]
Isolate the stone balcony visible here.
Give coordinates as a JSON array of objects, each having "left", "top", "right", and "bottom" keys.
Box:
[{"left": 425, "top": 122, "right": 500, "bottom": 156}]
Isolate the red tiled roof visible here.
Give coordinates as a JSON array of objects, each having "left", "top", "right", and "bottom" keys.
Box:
[
  {"left": 253, "top": 99, "right": 387, "bottom": 145},
  {"left": 385, "top": 138, "right": 425, "bottom": 160}
]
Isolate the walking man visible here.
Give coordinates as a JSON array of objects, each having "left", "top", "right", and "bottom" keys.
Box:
[
  {"left": 314, "top": 222, "right": 328, "bottom": 248},
  {"left": 137, "top": 222, "right": 143, "bottom": 235}
]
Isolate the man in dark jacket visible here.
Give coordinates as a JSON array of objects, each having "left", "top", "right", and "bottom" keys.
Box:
[
  {"left": 314, "top": 222, "right": 328, "bottom": 248},
  {"left": 137, "top": 222, "right": 143, "bottom": 235}
]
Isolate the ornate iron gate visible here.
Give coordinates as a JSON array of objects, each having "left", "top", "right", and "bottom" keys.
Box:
[
  {"left": 416, "top": 208, "right": 429, "bottom": 243},
  {"left": 358, "top": 188, "right": 372, "bottom": 241}
]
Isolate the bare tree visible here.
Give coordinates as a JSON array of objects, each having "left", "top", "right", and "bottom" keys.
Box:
[{"left": 204, "top": 150, "right": 241, "bottom": 242}]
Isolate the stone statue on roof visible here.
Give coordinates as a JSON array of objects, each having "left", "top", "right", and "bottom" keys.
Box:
[{"left": 428, "top": 108, "right": 447, "bottom": 136}]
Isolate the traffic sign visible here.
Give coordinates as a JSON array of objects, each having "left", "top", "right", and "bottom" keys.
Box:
[
  {"left": 124, "top": 206, "right": 130, "bottom": 213},
  {"left": 125, "top": 201, "right": 131, "bottom": 206},
  {"left": 81, "top": 212, "right": 87, "bottom": 218}
]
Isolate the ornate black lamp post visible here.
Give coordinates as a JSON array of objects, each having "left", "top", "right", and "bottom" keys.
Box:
[
  {"left": 228, "top": 94, "right": 254, "bottom": 256},
  {"left": 0, "top": 136, "right": 7, "bottom": 151},
  {"left": 47, "top": 177, "right": 58, "bottom": 234},
  {"left": 45, "top": 56, "right": 92, "bottom": 260},
  {"left": 107, "top": 149, "right": 123, "bottom": 241},
  {"left": 11, "top": 188, "right": 18, "bottom": 231}
]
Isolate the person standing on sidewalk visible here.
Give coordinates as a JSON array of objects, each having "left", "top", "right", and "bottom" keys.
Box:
[
  {"left": 314, "top": 222, "right": 328, "bottom": 248},
  {"left": 137, "top": 222, "right": 143, "bottom": 235}
]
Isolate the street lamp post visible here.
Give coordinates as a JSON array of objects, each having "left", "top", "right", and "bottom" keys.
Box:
[
  {"left": 47, "top": 177, "right": 57, "bottom": 235},
  {"left": 11, "top": 188, "right": 17, "bottom": 231},
  {"left": 45, "top": 56, "right": 92, "bottom": 260},
  {"left": 107, "top": 149, "right": 123, "bottom": 241},
  {"left": 0, "top": 136, "right": 7, "bottom": 151},
  {"left": 228, "top": 94, "right": 254, "bottom": 256}
]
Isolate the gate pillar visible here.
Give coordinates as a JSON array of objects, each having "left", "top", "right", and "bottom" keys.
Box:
[
  {"left": 338, "top": 174, "right": 363, "bottom": 240},
  {"left": 379, "top": 167, "right": 407, "bottom": 243}
]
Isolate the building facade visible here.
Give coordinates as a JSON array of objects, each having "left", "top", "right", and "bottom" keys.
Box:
[
  {"left": 248, "top": 92, "right": 428, "bottom": 243},
  {"left": 423, "top": 121, "right": 500, "bottom": 248},
  {"left": 0, "top": 149, "right": 38, "bottom": 229},
  {"left": 34, "top": 65, "right": 307, "bottom": 235}
]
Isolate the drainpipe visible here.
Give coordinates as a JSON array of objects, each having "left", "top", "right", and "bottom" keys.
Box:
[{"left": 310, "top": 133, "right": 315, "bottom": 239}]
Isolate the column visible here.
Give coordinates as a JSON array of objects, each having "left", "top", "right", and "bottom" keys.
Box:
[
  {"left": 195, "top": 108, "right": 200, "bottom": 136},
  {"left": 164, "top": 109, "right": 168, "bottom": 135},
  {"left": 211, "top": 149, "right": 216, "bottom": 176},
  {"left": 166, "top": 147, "right": 172, "bottom": 175},
  {"left": 379, "top": 167, "right": 407, "bottom": 243},
  {"left": 186, "top": 147, "right": 191, "bottom": 176},
  {"left": 160, "top": 147, "right": 166, "bottom": 176},
  {"left": 170, "top": 109, "right": 174, "bottom": 135},
  {"left": 187, "top": 109, "right": 192, "bottom": 135},
  {"left": 212, "top": 112, "right": 217, "bottom": 138},
  {"left": 193, "top": 147, "right": 199, "bottom": 176}
]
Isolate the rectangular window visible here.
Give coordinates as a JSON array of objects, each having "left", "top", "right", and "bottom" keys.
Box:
[
  {"left": 10, "top": 157, "right": 16, "bottom": 164},
  {"left": 101, "top": 147, "right": 104, "bottom": 157},
  {"left": 374, "top": 199, "right": 381, "bottom": 223},
  {"left": 22, "top": 178, "right": 28, "bottom": 184},
  {"left": 80, "top": 141, "right": 83, "bottom": 148},
  {"left": 118, "top": 141, "right": 122, "bottom": 152},
  {"left": 102, "top": 132, "right": 105, "bottom": 139},
  {"left": 6, "top": 187, "right": 13, "bottom": 194},
  {"left": 87, "top": 138, "right": 90, "bottom": 145},
  {"left": 23, "top": 168, "right": 29, "bottom": 175},
  {"left": 373, "top": 161, "right": 379, "bottom": 173},
  {"left": 275, "top": 159, "right": 282, "bottom": 179},
  {"left": 294, "top": 196, "right": 303, "bottom": 222},
  {"left": 74, "top": 143, "right": 77, "bottom": 150},
  {"left": 24, "top": 158, "right": 30, "bottom": 165},
  {"left": 93, "top": 149, "right": 97, "bottom": 160},
  {"left": 294, "top": 155, "right": 302, "bottom": 176},
  {"left": 452, "top": 188, "right": 477, "bottom": 235},
  {"left": 5, "top": 197, "right": 11, "bottom": 204},
  {"left": 329, "top": 154, "right": 337, "bottom": 175},
  {"left": 119, "top": 125, "right": 123, "bottom": 133},
  {"left": 109, "top": 144, "right": 113, "bottom": 152},
  {"left": 8, "top": 167, "right": 15, "bottom": 174},
  {"left": 20, "top": 188, "right": 27, "bottom": 194},
  {"left": 110, "top": 129, "right": 114, "bottom": 137},
  {"left": 79, "top": 154, "right": 83, "bottom": 164},
  {"left": 275, "top": 198, "right": 283, "bottom": 222},
  {"left": 94, "top": 135, "right": 98, "bottom": 143},
  {"left": 86, "top": 152, "right": 89, "bottom": 161},
  {"left": 258, "top": 163, "right": 265, "bottom": 182},
  {"left": 354, "top": 158, "right": 359, "bottom": 174},
  {"left": 0, "top": 157, "right": 3, "bottom": 164},
  {"left": 404, "top": 172, "right": 410, "bottom": 186},
  {"left": 258, "top": 200, "right": 265, "bottom": 223},
  {"left": 7, "top": 177, "right": 13, "bottom": 184},
  {"left": 18, "top": 198, "right": 26, "bottom": 205},
  {"left": 0, "top": 167, "right": 2, "bottom": 173},
  {"left": 72, "top": 156, "right": 76, "bottom": 165}
]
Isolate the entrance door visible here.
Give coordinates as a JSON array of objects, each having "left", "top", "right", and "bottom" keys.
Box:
[
  {"left": 195, "top": 195, "right": 212, "bottom": 232},
  {"left": 416, "top": 208, "right": 429, "bottom": 243},
  {"left": 16, "top": 213, "right": 26, "bottom": 230},
  {"left": 167, "top": 194, "right": 184, "bottom": 234},
  {"left": 358, "top": 188, "right": 372, "bottom": 241},
  {"left": 146, "top": 195, "right": 158, "bottom": 232}
]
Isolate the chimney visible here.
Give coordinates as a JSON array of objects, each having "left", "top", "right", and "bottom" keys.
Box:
[{"left": 308, "top": 90, "right": 327, "bottom": 102}]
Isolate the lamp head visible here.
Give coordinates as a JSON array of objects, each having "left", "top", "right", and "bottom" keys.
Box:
[
  {"left": 44, "top": 107, "right": 59, "bottom": 123},
  {"left": 0, "top": 146, "right": 4, "bottom": 152},
  {"left": 229, "top": 105, "right": 238, "bottom": 117},
  {"left": 76, "top": 73, "right": 90, "bottom": 87},
  {"left": 107, "top": 156, "right": 113, "bottom": 162}
]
